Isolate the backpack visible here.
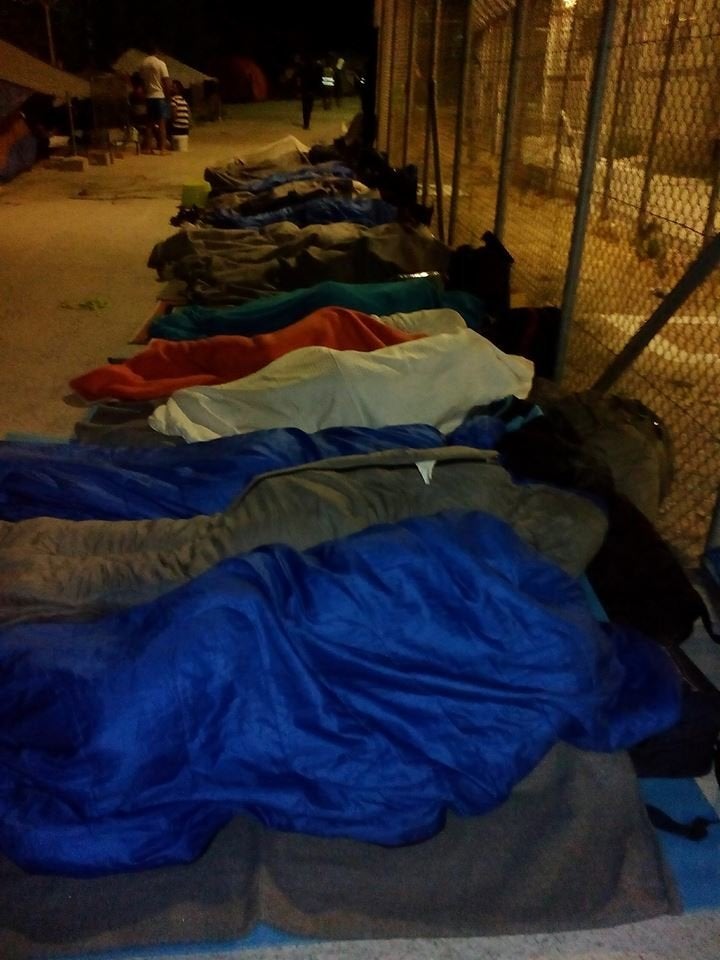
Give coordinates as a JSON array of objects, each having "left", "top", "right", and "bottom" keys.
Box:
[{"left": 634, "top": 647, "right": 720, "bottom": 840}]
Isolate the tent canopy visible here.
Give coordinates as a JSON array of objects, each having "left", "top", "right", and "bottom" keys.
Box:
[
  {"left": 0, "top": 39, "right": 90, "bottom": 102},
  {"left": 113, "top": 49, "right": 216, "bottom": 88}
]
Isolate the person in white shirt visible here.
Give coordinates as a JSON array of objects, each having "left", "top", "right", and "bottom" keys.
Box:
[{"left": 140, "top": 46, "right": 171, "bottom": 154}]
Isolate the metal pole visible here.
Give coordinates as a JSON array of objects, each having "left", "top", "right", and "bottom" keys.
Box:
[
  {"left": 599, "top": 0, "right": 634, "bottom": 219},
  {"left": 429, "top": 0, "right": 444, "bottom": 237},
  {"left": 385, "top": 0, "right": 398, "bottom": 157},
  {"left": 448, "top": 0, "right": 475, "bottom": 246},
  {"left": 489, "top": 22, "right": 505, "bottom": 156},
  {"left": 493, "top": 0, "right": 527, "bottom": 241},
  {"left": 43, "top": 0, "right": 57, "bottom": 67},
  {"left": 422, "top": 0, "right": 441, "bottom": 205},
  {"left": 402, "top": 0, "right": 419, "bottom": 167},
  {"left": 65, "top": 92, "right": 77, "bottom": 156},
  {"left": 592, "top": 232, "right": 720, "bottom": 392},
  {"left": 467, "top": 27, "right": 486, "bottom": 166},
  {"left": 549, "top": 5, "right": 579, "bottom": 198},
  {"left": 704, "top": 483, "right": 720, "bottom": 556},
  {"left": 429, "top": 77, "right": 445, "bottom": 241},
  {"left": 556, "top": 0, "right": 619, "bottom": 379},
  {"left": 703, "top": 150, "right": 720, "bottom": 244},
  {"left": 375, "top": 0, "right": 388, "bottom": 153},
  {"left": 637, "top": 0, "right": 681, "bottom": 231}
]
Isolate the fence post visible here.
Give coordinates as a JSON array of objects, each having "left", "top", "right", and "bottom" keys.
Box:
[
  {"left": 422, "top": 0, "right": 442, "bottom": 205},
  {"left": 65, "top": 92, "right": 77, "bottom": 156},
  {"left": 550, "top": 4, "right": 579, "bottom": 198},
  {"left": 490, "top": 23, "right": 507, "bottom": 156},
  {"left": 592, "top": 232, "right": 720, "bottom": 393},
  {"left": 556, "top": 0, "right": 619, "bottom": 379},
  {"left": 448, "top": 0, "right": 475, "bottom": 246},
  {"left": 599, "top": 0, "right": 634, "bottom": 219},
  {"left": 402, "top": 0, "right": 419, "bottom": 168},
  {"left": 637, "top": 0, "right": 681, "bottom": 231},
  {"left": 429, "top": 77, "right": 446, "bottom": 241},
  {"left": 375, "top": 0, "right": 388, "bottom": 153},
  {"left": 385, "top": 0, "right": 399, "bottom": 156},
  {"left": 468, "top": 28, "right": 486, "bottom": 166},
  {"left": 704, "top": 150, "right": 720, "bottom": 244},
  {"left": 494, "top": 0, "right": 527, "bottom": 242}
]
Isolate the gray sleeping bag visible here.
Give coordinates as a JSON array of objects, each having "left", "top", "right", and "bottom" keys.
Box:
[
  {"left": 0, "top": 447, "right": 607, "bottom": 624},
  {"left": 148, "top": 221, "right": 451, "bottom": 304}
]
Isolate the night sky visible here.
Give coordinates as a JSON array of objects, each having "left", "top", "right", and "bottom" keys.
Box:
[{"left": 0, "top": 0, "right": 377, "bottom": 79}]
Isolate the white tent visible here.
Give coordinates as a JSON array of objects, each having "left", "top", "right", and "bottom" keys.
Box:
[
  {"left": 113, "top": 49, "right": 216, "bottom": 88},
  {"left": 0, "top": 39, "right": 90, "bottom": 168},
  {"left": 113, "top": 49, "right": 220, "bottom": 120}
]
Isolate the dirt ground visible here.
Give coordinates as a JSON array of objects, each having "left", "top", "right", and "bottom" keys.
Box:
[{"left": 0, "top": 99, "right": 358, "bottom": 439}]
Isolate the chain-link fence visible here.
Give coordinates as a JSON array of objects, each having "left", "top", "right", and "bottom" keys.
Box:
[{"left": 374, "top": 0, "right": 720, "bottom": 564}]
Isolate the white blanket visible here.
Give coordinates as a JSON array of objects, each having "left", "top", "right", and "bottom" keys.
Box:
[
  {"left": 149, "top": 329, "right": 534, "bottom": 443},
  {"left": 376, "top": 307, "right": 467, "bottom": 336}
]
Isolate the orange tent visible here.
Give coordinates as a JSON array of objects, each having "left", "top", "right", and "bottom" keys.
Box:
[{"left": 210, "top": 57, "right": 268, "bottom": 102}]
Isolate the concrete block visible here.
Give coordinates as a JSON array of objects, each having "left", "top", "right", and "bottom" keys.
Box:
[
  {"left": 88, "top": 150, "right": 113, "bottom": 166},
  {"left": 60, "top": 156, "right": 89, "bottom": 172}
]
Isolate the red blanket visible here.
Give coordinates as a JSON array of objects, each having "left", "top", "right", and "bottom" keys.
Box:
[{"left": 70, "top": 307, "right": 425, "bottom": 401}]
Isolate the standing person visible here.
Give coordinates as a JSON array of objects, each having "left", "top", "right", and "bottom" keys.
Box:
[
  {"left": 321, "top": 58, "right": 335, "bottom": 110},
  {"left": 297, "top": 54, "right": 320, "bottom": 131},
  {"left": 169, "top": 80, "right": 191, "bottom": 143},
  {"left": 140, "top": 45, "right": 171, "bottom": 154}
]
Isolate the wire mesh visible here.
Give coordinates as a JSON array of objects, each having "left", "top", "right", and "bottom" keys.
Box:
[
  {"left": 375, "top": 0, "right": 720, "bottom": 562},
  {"left": 426, "top": 0, "right": 466, "bottom": 237},
  {"left": 567, "top": 264, "right": 720, "bottom": 563},
  {"left": 448, "top": 4, "right": 515, "bottom": 245},
  {"left": 564, "top": 0, "right": 720, "bottom": 561},
  {"left": 394, "top": 0, "right": 435, "bottom": 183},
  {"left": 499, "top": 0, "right": 595, "bottom": 305}
]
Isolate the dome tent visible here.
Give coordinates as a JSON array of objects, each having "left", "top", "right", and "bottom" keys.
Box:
[
  {"left": 113, "top": 49, "right": 221, "bottom": 121},
  {"left": 207, "top": 56, "right": 268, "bottom": 102}
]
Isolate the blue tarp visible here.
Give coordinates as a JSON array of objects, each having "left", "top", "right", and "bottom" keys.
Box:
[
  {"left": 148, "top": 278, "right": 488, "bottom": 341},
  {"left": 0, "top": 510, "right": 680, "bottom": 875},
  {"left": 206, "top": 197, "right": 398, "bottom": 230},
  {"left": 0, "top": 417, "right": 505, "bottom": 521},
  {"left": 641, "top": 778, "right": 720, "bottom": 911}
]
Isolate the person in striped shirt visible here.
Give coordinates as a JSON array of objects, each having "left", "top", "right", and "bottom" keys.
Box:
[{"left": 169, "top": 81, "right": 191, "bottom": 140}]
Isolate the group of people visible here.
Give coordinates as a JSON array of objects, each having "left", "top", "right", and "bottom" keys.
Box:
[{"left": 128, "top": 47, "right": 192, "bottom": 155}]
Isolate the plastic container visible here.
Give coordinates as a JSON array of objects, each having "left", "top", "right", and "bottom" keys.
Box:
[
  {"left": 181, "top": 182, "right": 210, "bottom": 208},
  {"left": 172, "top": 135, "right": 189, "bottom": 152}
]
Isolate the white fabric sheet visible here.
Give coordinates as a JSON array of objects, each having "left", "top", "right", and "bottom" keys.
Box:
[
  {"left": 375, "top": 308, "right": 467, "bottom": 336},
  {"left": 149, "top": 329, "right": 534, "bottom": 443}
]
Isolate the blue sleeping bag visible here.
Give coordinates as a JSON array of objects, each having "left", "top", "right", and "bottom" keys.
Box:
[
  {"left": 0, "top": 510, "right": 680, "bottom": 875},
  {"left": 205, "top": 162, "right": 355, "bottom": 195},
  {"left": 0, "top": 417, "right": 505, "bottom": 521},
  {"left": 207, "top": 196, "right": 398, "bottom": 230}
]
